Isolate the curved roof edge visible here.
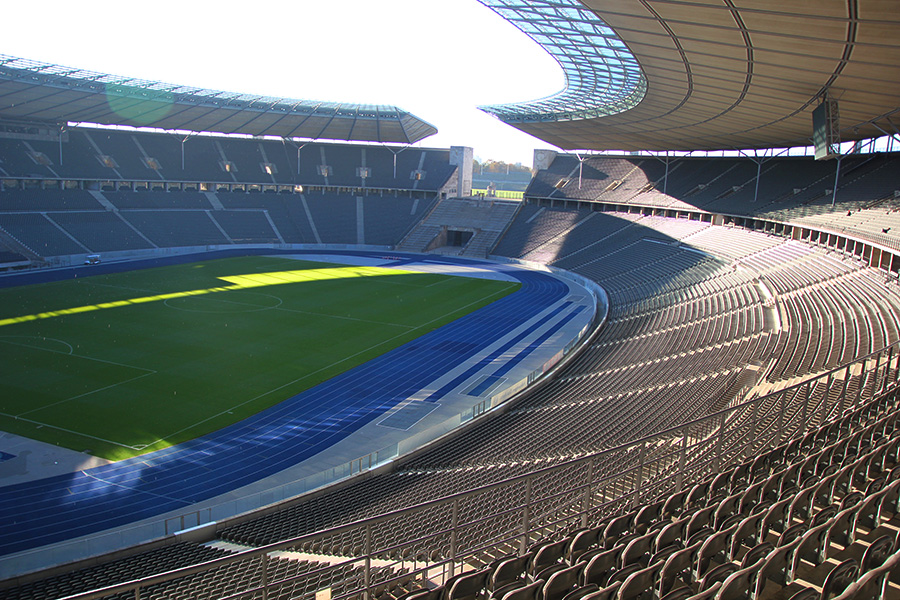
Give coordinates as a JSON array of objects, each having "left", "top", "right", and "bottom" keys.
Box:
[
  {"left": 475, "top": 0, "right": 646, "bottom": 124},
  {"left": 475, "top": 0, "right": 900, "bottom": 153},
  {"left": 0, "top": 54, "right": 437, "bottom": 144}
]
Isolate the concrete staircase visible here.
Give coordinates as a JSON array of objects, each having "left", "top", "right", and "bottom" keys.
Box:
[{"left": 397, "top": 197, "right": 521, "bottom": 257}]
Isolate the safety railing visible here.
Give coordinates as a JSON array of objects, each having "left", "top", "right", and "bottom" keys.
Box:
[{"left": 59, "top": 340, "right": 900, "bottom": 600}]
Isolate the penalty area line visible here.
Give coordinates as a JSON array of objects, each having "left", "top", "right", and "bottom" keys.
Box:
[
  {"left": 0, "top": 411, "right": 144, "bottom": 451},
  {"left": 0, "top": 338, "right": 156, "bottom": 373},
  {"left": 15, "top": 371, "right": 158, "bottom": 418}
]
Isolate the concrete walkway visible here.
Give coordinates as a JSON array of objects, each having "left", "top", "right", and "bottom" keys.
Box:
[{"left": 0, "top": 432, "right": 111, "bottom": 487}]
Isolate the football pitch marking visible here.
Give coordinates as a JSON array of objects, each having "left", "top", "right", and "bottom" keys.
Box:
[
  {"left": 0, "top": 335, "right": 74, "bottom": 355},
  {"left": 0, "top": 337, "right": 158, "bottom": 449},
  {"left": 0, "top": 337, "right": 156, "bottom": 372},
  {"left": 15, "top": 371, "right": 157, "bottom": 418},
  {"left": 141, "top": 282, "right": 519, "bottom": 449},
  {"left": 163, "top": 291, "right": 284, "bottom": 313},
  {"left": 272, "top": 305, "right": 415, "bottom": 329},
  {"left": 426, "top": 277, "right": 453, "bottom": 288},
  {"left": 75, "top": 278, "right": 166, "bottom": 295},
  {"left": 0, "top": 410, "right": 144, "bottom": 451}
]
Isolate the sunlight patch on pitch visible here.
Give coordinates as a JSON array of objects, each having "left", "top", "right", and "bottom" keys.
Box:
[{"left": 0, "top": 265, "right": 413, "bottom": 327}]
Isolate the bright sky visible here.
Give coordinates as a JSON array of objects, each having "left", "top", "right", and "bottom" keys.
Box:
[{"left": 0, "top": 0, "right": 566, "bottom": 166}]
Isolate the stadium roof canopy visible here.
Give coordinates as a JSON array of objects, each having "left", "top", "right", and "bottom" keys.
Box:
[
  {"left": 0, "top": 54, "right": 437, "bottom": 144},
  {"left": 477, "top": 0, "right": 900, "bottom": 152}
]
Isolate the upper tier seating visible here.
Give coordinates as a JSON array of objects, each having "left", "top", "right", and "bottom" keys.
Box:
[
  {"left": 525, "top": 153, "right": 900, "bottom": 252},
  {"left": 0, "top": 129, "right": 457, "bottom": 192},
  {"left": 0, "top": 190, "right": 439, "bottom": 257}
]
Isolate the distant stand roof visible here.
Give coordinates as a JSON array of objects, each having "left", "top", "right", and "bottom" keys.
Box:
[{"left": 0, "top": 54, "right": 437, "bottom": 144}]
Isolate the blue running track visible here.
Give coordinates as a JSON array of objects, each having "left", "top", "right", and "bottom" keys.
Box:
[{"left": 0, "top": 250, "right": 575, "bottom": 557}]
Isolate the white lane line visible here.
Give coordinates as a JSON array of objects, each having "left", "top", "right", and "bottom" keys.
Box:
[{"left": 80, "top": 470, "right": 194, "bottom": 504}]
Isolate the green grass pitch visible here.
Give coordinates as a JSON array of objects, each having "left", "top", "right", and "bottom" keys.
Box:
[{"left": 0, "top": 256, "right": 519, "bottom": 460}]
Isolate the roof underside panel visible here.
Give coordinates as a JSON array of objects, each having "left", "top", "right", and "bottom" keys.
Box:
[
  {"left": 481, "top": 0, "right": 900, "bottom": 152},
  {"left": 476, "top": 0, "right": 648, "bottom": 123},
  {"left": 0, "top": 55, "right": 437, "bottom": 144}
]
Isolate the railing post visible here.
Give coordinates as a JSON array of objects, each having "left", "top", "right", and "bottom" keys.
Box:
[
  {"left": 776, "top": 390, "right": 785, "bottom": 446},
  {"left": 364, "top": 523, "right": 373, "bottom": 600},
  {"left": 870, "top": 353, "right": 881, "bottom": 401},
  {"left": 855, "top": 362, "right": 865, "bottom": 410},
  {"left": 581, "top": 458, "right": 593, "bottom": 528},
  {"left": 676, "top": 430, "right": 687, "bottom": 493},
  {"left": 520, "top": 478, "right": 532, "bottom": 554},
  {"left": 261, "top": 552, "right": 269, "bottom": 600},
  {"left": 714, "top": 412, "right": 727, "bottom": 473},
  {"left": 821, "top": 373, "right": 833, "bottom": 426},
  {"left": 800, "top": 380, "right": 811, "bottom": 436},
  {"left": 838, "top": 365, "right": 850, "bottom": 417},
  {"left": 888, "top": 346, "right": 900, "bottom": 390},
  {"left": 881, "top": 347, "right": 893, "bottom": 394},
  {"left": 632, "top": 441, "right": 646, "bottom": 509},
  {"left": 450, "top": 498, "right": 459, "bottom": 578},
  {"left": 741, "top": 402, "right": 760, "bottom": 458}
]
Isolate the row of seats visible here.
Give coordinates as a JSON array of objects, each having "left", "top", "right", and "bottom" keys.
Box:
[
  {"left": 0, "top": 543, "right": 232, "bottom": 600},
  {"left": 211, "top": 361, "right": 900, "bottom": 600},
  {"left": 0, "top": 190, "right": 439, "bottom": 257},
  {"left": 0, "top": 545, "right": 407, "bottom": 600},
  {"left": 0, "top": 131, "right": 456, "bottom": 190},
  {"left": 389, "top": 397, "right": 900, "bottom": 600},
  {"left": 524, "top": 152, "right": 900, "bottom": 251}
]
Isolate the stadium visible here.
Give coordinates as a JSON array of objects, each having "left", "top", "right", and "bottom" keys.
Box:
[{"left": 1, "top": 0, "right": 900, "bottom": 598}]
